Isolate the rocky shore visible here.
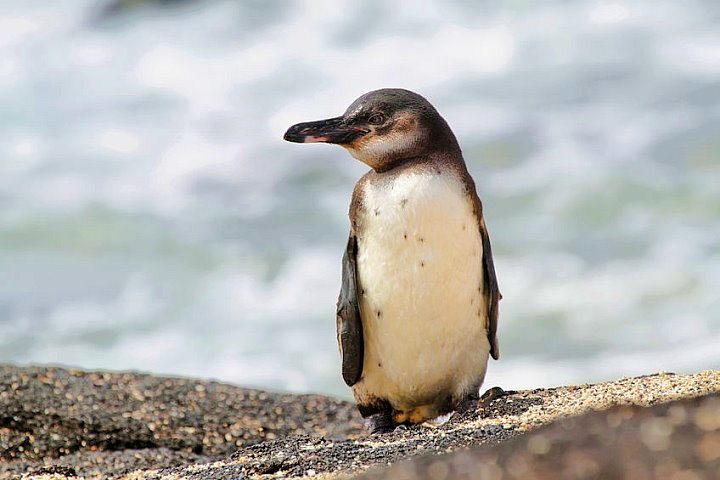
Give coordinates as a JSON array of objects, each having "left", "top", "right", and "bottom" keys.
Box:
[{"left": 1, "top": 366, "right": 718, "bottom": 480}]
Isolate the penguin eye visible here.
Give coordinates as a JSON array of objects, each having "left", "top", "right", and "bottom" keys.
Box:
[{"left": 367, "top": 113, "right": 385, "bottom": 125}]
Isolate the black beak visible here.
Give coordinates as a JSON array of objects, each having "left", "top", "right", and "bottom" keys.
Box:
[{"left": 283, "top": 116, "right": 369, "bottom": 144}]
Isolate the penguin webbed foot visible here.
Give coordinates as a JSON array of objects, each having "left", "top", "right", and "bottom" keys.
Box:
[
  {"left": 367, "top": 411, "right": 396, "bottom": 435},
  {"left": 456, "top": 389, "right": 482, "bottom": 414},
  {"left": 457, "top": 386, "right": 514, "bottom": 416},
  {"left": 478, "top": 386, "right": 513, "bottom": 409}
]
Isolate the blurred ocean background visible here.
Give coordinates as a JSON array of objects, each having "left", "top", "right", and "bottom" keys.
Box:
[{"left": 1, "top": 0, "right": 719, "bottom": 399}]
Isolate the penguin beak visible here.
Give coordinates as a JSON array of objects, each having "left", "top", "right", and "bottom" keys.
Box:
[{"left": 284, "top": 116, "right": 369, "bottom": 144}]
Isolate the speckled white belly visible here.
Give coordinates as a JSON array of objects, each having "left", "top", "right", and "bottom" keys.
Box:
[{"left": 353, "top": 170, "right": 490, "bottom": 417}]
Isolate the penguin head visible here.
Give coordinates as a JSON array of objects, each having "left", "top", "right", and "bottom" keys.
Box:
[{"left": 284, "top": 89, "right": 458, "bottom": 171}]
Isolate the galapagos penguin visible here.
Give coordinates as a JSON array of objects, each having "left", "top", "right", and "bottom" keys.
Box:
[{"left": 284, "top": 88, "right": 501, "bottom": 433}]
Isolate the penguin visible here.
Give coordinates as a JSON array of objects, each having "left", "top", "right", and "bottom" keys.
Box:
[{"left": 284, "top": 88, "right": 501, "bottom": 433}]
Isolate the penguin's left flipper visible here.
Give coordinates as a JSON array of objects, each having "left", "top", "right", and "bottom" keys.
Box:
[
  {"left": 336, "top": 233, "right": 364, "bottom": 387},
  {"left": 478, "top": 214, "right": 501, "bottom": 360}
]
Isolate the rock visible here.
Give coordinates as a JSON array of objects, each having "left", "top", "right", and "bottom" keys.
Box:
[
  {"left": 2, "top": 366, "right": 718, "bottom": 480},
  {"left": 0, "top": 365, "right": 362, "bottom": 479},
  {"left": 359, "top": 392, "right": 720, "bottom": 480}
]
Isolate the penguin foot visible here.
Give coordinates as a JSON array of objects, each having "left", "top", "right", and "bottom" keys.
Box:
[
  {"left": 367, "top": 411, "right": 395, "bottom": 435},
  {"left": 458, "top": 395, "right": 478, "bottom": 413},
  {"left": 478, "top": 386, "right": 513, "bottom": 409}
]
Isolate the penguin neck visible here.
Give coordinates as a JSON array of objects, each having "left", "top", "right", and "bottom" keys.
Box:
[
  {"left": 371, "top": 121, "right": 462, "bottom": 174},
  {"left": 371, "top": 146, "right": 462, "bottom": 175}
]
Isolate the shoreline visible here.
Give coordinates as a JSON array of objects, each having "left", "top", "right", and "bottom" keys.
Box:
[{"left": 2, "top": 365, "right": 718, "bottom": 479}]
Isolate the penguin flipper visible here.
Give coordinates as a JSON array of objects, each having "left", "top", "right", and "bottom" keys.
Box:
[
  {"left": 336, "top": 233, "right": 364, "bottom": 386},
  {"left": 479, "top": 216, "right": 501, "bottom": 360}
]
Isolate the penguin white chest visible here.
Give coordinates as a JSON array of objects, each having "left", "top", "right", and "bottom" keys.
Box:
[{"left": 354, "top": 170, "right": 490, "bottom": 416}]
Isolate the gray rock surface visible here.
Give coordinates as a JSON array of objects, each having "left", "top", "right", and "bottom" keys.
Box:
[
  {"left": 0, "top": 365, "right": 361, "bottom": 479},
  {"left": 2, "top": 366, "right": 718, "bottom": 480},
  {"left": 359, "top": 392, "right": 720, "bottom": 480}
]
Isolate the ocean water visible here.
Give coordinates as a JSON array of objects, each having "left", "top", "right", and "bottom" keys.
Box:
[{"left": 1, "top": 0, "right": 719, "bottom": 399}]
